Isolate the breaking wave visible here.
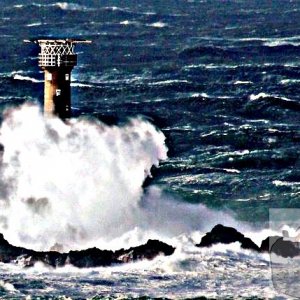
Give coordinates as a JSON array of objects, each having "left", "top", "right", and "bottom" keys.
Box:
[
  {"left": 248, "top": 93, "right": 300, "bottom": 111},
  {"left": 0, "top": 104, "right": 167, "bottom": 251},
  {"left": 14, "top": 2, "right": 94, "bottom": 11},
  {"left": 0, "top": 104, "right": 242, "bottom": 252}
]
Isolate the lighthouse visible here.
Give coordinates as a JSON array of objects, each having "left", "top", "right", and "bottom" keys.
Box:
[{"left": 25, "top": 39, "right": 91, "bottom": 118}]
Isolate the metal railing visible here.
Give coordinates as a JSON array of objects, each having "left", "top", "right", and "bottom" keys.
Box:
[{"left": 38, "top": 54, "right": 77, "bottom": 67}]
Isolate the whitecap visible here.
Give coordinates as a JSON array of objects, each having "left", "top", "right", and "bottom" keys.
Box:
[
  {"left": 284, "top": 63, "right": 300, "bottom": 68},
  {"left": 55, "top": 2, "right": 93, "bottom": 11},
  {"left": 264, "top": 40, "right": 300, "bottom": 47},
  {"left": 235, "top": 198, "right": 252, "bottom": 202},
  {"left": 30, "top": 2, "right": 94, "bottom": 11},
  {"left": 183, "top": 63, "right": 253, "bottom": 70},
  {"left": 268, "top": 128, "right": 280, "bottom": 133},
  {"left": 239, "top": 124, "right": 253, "bottom": 130},
  {"left": 249, "top": 93, "right": 296, "bottom": 104},
  {"left": 187, "top": 92, "right": 210, "bottom": 99},
  {"left": 222, "top": 168, "right": 240, "bottom": 174},
  {"left": 148, "top": 21, "right": 167, "bottom": 28},
  {"left": 148, "top": 79, "right": 189, "bottom": 86},
  {"left": 143, "top": 11, "right": 157, "bottom": 15},
  {"left": 13, "top": 74, "right": 42, "bottom": 83},
  {"left": 190, "top": 93, "right": 202, "bottom": 97},
  {"left": 249, "top": 92, "right": 271, "bottom": 101},
  {"left": 26, "top": 22, "right": 42, "bottom": 27},
  {"left": 230, "top": 35, "right": 300, "bottom": 44},
  {"left": 234, "top": 80, "right": 253, "bottom": 85},
  {"left": 102, "top": 6, "right": 131, "bottom": 12},
  {"left": 205, "top": 64, "right": 240, "bottom": 69},
  {"left": 120, "top": 20, "right": 140, "bottom": 26},
  {"left": 201, "top": 130, "right": 218, "bottom": 138},
  {"left": 273, "top": 180, "right": 300, "bottom": 187},
  {"left": 200, "top": 92, "right": 210, "bottom": 98},
  {"left": 71, "top": 82, "right": 93, "bottom": 88},
  {"left": 280, "top": 78, "right": 300, "bottom": 85}
]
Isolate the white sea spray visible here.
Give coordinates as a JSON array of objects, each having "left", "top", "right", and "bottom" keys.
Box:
[
  {"left": 0, "top": 104, "right": 167, "bottom": 251},
  {"left": 0, "top": 104, "right": 244, "bottom": 252}
]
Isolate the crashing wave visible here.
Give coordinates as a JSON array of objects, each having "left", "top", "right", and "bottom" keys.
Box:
[{"left": 0, "top": 104, "right": 167, "bottom": 251}]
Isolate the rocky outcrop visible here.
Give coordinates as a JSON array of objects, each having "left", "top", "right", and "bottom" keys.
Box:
[
  {"left": 3, "top": 224, "right": 300, "bottom": 267},
  {"left": 196, "top": 224, "right": 300, "bottom": 258},
  {"left": 0, "top": 234, "right": 175, "bottom": 268},
  {"left": 196, "top": 224, "right": 260, "bottom": 252},
  {"left": 115, "top": 239, "right": 176, "bottom": 263}
]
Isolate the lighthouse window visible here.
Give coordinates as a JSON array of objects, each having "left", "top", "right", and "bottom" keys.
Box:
[
  {"left": 56, "top": 89, "right": 61, "bottom": 96},
  {"left": 65, "top": 74, "right": 70, "bottom": 81},
  {"left": 46, "top": 73, "right": 52, "bottom": 81}
]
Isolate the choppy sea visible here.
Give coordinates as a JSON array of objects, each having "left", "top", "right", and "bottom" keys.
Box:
[{"left": 0, "top": 0, "right": 299, "bottom": 299}]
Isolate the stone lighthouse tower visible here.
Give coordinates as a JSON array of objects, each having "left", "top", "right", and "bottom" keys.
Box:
[{"left": 25, "top": 39, "right": 91, "bottom": 118}]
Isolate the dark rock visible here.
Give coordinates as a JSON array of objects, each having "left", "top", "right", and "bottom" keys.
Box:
[
  {"left": 67, "top": 248, "right": 116, "bottom": 268},
  {"left": 260, "top": 236, "right": 300, "bottom": 258},
  {"left": 0, "top": 234, "right": 175, "bottom": 268},
  {"left": 196, "top": 225, "right": 300, "bottom": 258},
  {"left": 115, "top": 239, "right": 175, "bottom": 263},
  {"left": 196, "top": 224, "right": 260, "bottom": 252},
  {"left": 0, "top": 233, "right": 34, "bottom": 263}
]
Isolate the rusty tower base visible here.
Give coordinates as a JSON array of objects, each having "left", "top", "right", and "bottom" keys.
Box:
[{"left": 44, "top": 68, "right": 72, "bottom": 119}]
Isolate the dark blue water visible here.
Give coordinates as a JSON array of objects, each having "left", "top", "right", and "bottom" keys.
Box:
[
  {"left": 0, "top": 1, "right": 299, "bottom": 298},
  {"left": 1, "top": 0, "right": 299, "bottom": 222}
]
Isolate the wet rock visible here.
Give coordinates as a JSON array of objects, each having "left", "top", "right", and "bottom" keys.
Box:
[
  {"left": 67, "top": 248, "right": 116, "bottom": 268},
  {"left": 115, "top": 239, "right": 175, "bottom": 263},
  {"left": 0, "top": 234, "right": 175, "bottom": 268},
  {"left": 0, "top": 233, "right": 33, "bottom": 263},
  {"left": 196, "top": 224, "right": 260, "bottom": 252},
  {"left": 196, "top": 225, "right": 300, "bottom": 258}
]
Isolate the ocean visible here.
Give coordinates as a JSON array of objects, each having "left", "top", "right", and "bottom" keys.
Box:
[{"left": 0, "top": 0, "right": 299, "bottom": 298}]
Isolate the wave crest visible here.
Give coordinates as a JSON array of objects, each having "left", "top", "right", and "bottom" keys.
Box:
[{"left": 0, "top": 104, "right": 167, "bottom": 251}]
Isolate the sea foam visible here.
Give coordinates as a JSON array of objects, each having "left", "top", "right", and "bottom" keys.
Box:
[
  {"left": 0, "top": 104, "right": 167, "bottom": 251},
  {"left": 0, "top": 104, "right": 243, "bottom": 252}
]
